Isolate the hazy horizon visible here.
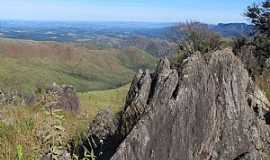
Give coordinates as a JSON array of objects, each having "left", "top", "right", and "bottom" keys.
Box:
[
  {"left": 0, "top": 0, "right": 255, "bottom": 24},
  {"left": 0, "top": 19, "right": 252, "bottom": 25}
]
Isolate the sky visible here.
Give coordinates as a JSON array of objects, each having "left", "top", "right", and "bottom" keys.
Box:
[{"left": 0, "top": 0, "right": 256, "bottom": 24}]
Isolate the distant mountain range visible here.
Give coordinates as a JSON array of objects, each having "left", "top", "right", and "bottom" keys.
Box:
[
  {"left": 0, "top": 20, "right": 254, "bottom": 92},
  {"left": 0, "top": 20, "right": 253, "bottom": 42},
  {"left": 212, "top": 23, "right": 253, "bottom": 37}
]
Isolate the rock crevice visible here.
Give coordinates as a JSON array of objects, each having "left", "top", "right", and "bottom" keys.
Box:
[{"left": 111, "top": 49, "right": 270, "bottom": 160}]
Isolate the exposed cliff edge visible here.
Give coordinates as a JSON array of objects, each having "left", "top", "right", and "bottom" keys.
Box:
[
  {"left": 109, "top": 48, "right": 270, "bottom": 160},
  {"left": 77, "top": 49, "right": 270, "bottom": 160}
]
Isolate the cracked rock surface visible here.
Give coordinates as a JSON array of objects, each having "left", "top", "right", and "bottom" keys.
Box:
[{"left": 111, "top": 49, "right": 270, "bottom": 160}]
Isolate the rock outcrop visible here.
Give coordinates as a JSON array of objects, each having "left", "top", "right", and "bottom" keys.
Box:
[
  {"left": 57, "top": 85, "right": 80, "bottom": 112},
  {"left": 73, "top": 108, "right": 121, "bottom": 160},
  {"left": 89, "top": 108, "right": 118, "bottom": 140},
  {"left": 111, "top": 49, "right": 270, "bottom": 160},
  {"left": 43, "top": 84, "right": 80, "bottom": 112},
  {"left": 0, "top": 88, "right": 29, "bottom": 106}
]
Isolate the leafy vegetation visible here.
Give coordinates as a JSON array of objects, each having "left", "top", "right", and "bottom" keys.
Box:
[
  {"left": 0, "top": 1, "right": 269, "bottom": 159},
  {"left": 170, "top": 22, "right": 222, "bottom": 65},
  {"left": 231, "top": 0, "right": 270, "bottom": 100},
  {"left": 178, "top": 22, "right": 221, "bottom": 55},
  {"left": 244, "top": 0, "right": 270, "bottom": 71},
  {"left": 38, "top": 108, "right": 66, "bottom": 160},
  {"left": 16, "top": 144, "right": 25, "bottom": 160}
]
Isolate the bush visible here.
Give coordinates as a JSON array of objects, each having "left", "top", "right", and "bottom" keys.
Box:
[
  {"left": 178, "top": 22, "right": 221, "bottom": 55},
  {"left": 245, "top": 0, "right": 270, "bottom": 71},
  {"left": 232, "top": 37, "right": 258, "bottom": 76},
  {"left": 172, "top": 22, "right": 222, "bottom": 65}
]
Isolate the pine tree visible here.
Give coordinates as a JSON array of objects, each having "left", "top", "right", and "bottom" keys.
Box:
[{"left": 245, "top": 0, "right": 270, "bottom": 70}]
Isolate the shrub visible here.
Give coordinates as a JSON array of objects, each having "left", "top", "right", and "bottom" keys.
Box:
[
  {"left": 171, "top": 22, "right": 222, "bottom": 65},
  {"left": 37, "top": 84, "right": 98, "bottom": 159},
  {"left": 38, "top": 107, "right": 67, "bottom": 160},
  {"left": 232, "top": 37, "right": 258, "bottom": 76},
  {"left": 245, "top": 0, "right": 270, "bottom": 71},
  {"left": 178, "top": 22, "right": 221, "bottom": 56}
]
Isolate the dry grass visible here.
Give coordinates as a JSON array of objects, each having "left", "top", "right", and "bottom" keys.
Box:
[
  {"left": 256, "top": 71, "right": 270, "bottom": 101},
  {"left": 0, "top": 84, "right": 130, "bottom": 159}
]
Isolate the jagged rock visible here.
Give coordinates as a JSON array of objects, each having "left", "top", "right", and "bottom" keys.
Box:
[
  {"left": 111, "top": 49, "right": 270, "bottom": 160},
  {"left": 0, "top": 88, "right": 26, "bottom": 106},
  {"left": 57, "top": 85, "right": 80, "bottom": 112},
  {"left": 44, "top": 84, "right": 80, "bottom": 112},
  {"left": 119, "top": 69, "right": 152, "bottom": 136},
  {"left": 73, "top": 108, "right": 121, "bottom": 160},
  {"left": 89, "top": 108, "right": 118, "bottom": 140}
]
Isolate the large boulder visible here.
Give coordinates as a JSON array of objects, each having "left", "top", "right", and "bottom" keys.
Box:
[{"left": 111, "top": 49, "right": 270, "bottom": 160}]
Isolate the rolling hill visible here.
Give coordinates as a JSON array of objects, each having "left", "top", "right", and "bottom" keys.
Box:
[{"left": 0, "top": 38, "right": 156, "bottom": 92}]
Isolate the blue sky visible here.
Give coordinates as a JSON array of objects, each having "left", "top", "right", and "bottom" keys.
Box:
[{"left": 0, "top": 0, "right": 256, "bottom": 24}]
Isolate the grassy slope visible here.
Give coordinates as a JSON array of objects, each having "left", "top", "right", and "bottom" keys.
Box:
[
  {"left": 0, "top": 38, "right": 156, "bottom": 92},
  {"left": 0, "top": 38, "right": 154, "bottom": 159},
  {"left": 0, "top": 84, "right": 130, "bottom": 159}
]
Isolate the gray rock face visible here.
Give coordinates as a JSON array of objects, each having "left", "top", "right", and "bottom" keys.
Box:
[
  {"left": 112, "top": 49, "right": 270, "bottom": 160},
  {"left": 89, "top": 108, "right": 118, "bottom": 140},
  {"left": 119, "top": 69, "right": 152, "bottom": 136},
  {"left": 44, "top": 84, "right": 80, "bottom": 112},
  {"left": 266, "top": 58, "right": 270, "bottom": 69},
  {"left": 74, "top": 108, "right": 121, "bottom": 160}
]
